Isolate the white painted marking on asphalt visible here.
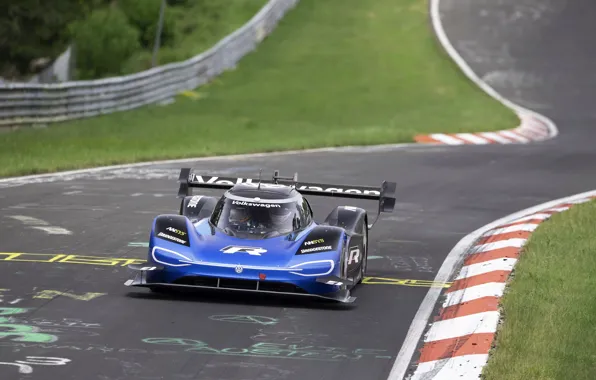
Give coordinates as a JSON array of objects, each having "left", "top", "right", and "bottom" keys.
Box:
[
  {"left": 429, "top": 134, "right": 465, "bottom": 145},
  {"left": 479, "top": 131, "right": 513, "bottom": 144},
  {"left": 424, "top": 311, "right": 499, "bottom": 342},
  {"left": 8, "top": 215, "right": 49, "bottom": 225},
  {"left": 470, "top": 238, "right": 527, "bottom": 254},
  {"left": 455, "top": 258, "right": 517, "bottom": 280},
  {"left": 484, "top": 223, "right": 538, "bottom": 236},
  {"left": 410, "top": 354, "right": 489, "bottom": 380},
  {"left": 455, "top": 133, "right": 490, "bottom": 144},
  {"left": 31, "top": 226, "right": 72, "bottom": 235},
  {"left": 443, "top": 283, "right": 506, "bottom": 308},
  {"left": 62, "top": 190, "right": 82, "bottom": 195},
  {"left": 7, "top": 215, "right": 73, "bottom": 235},
  {"left": 9, "top": 299, "right": 22, "bottom": 304}
]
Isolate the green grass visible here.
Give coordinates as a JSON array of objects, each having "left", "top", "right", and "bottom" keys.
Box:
[
  {"left": 0, "top": 0, "right": 517, "bottom": 178},
  {"left": 482, "top": 199, "right": 596, "bottom": 380}
]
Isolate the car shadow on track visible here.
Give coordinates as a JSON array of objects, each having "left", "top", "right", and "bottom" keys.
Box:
[{"left": 124, "top": 288, "right": 357, "bottom": 311}]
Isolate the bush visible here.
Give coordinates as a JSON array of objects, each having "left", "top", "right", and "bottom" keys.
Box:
[
  {"left": 70, "top": 7, "right": 141, "bottom": 79},
  {"left": 118, "top": 0, "right": 177, "bottom": 49}
]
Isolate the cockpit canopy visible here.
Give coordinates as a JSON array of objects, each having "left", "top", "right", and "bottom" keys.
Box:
[{"left": 210, "top": 195, "right": 312, "bottom": 238}]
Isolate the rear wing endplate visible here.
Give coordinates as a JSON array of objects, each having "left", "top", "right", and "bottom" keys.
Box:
[{"left": 177, "top": 168, "right": 396, "bottom": 228}]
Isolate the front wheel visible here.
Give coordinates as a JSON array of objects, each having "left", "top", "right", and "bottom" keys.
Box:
[{"left": 357, "top": 224, "right": 369, "bottom": 284}]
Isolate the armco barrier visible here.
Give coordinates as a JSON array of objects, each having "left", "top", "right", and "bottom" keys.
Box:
[{"left": 0, "top": 0, "right": 299, "bottom": 126}]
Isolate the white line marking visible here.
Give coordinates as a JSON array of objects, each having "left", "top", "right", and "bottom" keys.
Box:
[
  {"left": 568, "top": 198, "right": 593, "bottom": 204},
  {"left": 9, "top": 299, "right": 22, "bottom": 304},
  {"left": 544, "top": 206, "right": 571, "bottom": 212},
  {"left": 443, "top": 282, "right": 506, "bottom": 308},
  {"left": 470, "top": 238, "right": 527, "bottom": 254},
  {"left": 429, "top": 134, "right": 466, "bottom": 145},
  {"left": 455, "top": 258, "right": 517, "bottom": 280},
  {"left": 484, "top": 223, "right": 538, "bottom": 236},
  {"left": 455, "top": 133, "right": 490, "bottom": 144},
  {"left": 479, "top": 131, "right": 513, "bottom": 144},
  {"left": 423, "top": 0, "right": 558, "bottom": 147},
  {"left": 424, "top": 311, "right": 500, "bottom": 342},
  {"left": 0, "top": 143, "right": 422, "bottom": 186},
  {"left": 389, "top": 190, "right": 596, "bottom": 380},
  {"left": 411, "top": 354, "right": 489, "bottom": 380}
]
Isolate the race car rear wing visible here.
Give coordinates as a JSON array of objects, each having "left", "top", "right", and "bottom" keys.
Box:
[{"left": 177, "top": 168, "right": 396, "bottom": 225}]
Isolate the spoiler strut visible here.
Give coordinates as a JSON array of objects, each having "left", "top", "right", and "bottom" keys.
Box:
[{"left": 177, "top": 168, "right": 396, "bottom": 228}]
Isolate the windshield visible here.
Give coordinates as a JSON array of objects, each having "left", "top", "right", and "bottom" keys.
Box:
[{"left": 210, "top": 197, "right": 308, "bottom": 238}]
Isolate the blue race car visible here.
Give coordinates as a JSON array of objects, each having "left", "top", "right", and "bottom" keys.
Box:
[{"left": 125, "top": 168, "right": 396, "bottom": 303}]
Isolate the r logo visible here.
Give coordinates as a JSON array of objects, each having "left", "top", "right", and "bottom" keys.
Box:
[
  {"left": 220, "top": 246, "right": 268, "bottom": 256},
  {"left": 347, "top": 247, "right": 360, "bottom": 265}
]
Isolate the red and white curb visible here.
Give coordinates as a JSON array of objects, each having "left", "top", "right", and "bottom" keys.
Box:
[
  {"left": 414, "top": 111, "right": 555, "bottom": 145},
  {"left": 407, "top": 194, "right": 596, "bottom": 379}
]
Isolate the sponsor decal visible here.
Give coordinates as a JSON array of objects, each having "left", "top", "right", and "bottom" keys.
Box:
[
  {"left": 300, "top": 245, "right": 333, "bottom": 254},
  {"left": 188, "top": 196, "right": 202, "bottom": 208},
  {"left": 297, "top": 186, "right": 380, "bottom": 196},
  {"left": 221, "top": 246, "right": 268, "bottom": 256},
  {"left": 232, "top": 200, "right": 281, "bottom": 208},
  {"left": 304, "top": 238, "right": 325, "bottom": 246},
  {"left": 157, "top": 232, "right": 186, "bottom": 245},
  {"left": 190, "top": 175, "right": 379, "bottom": 196},
  {"left": 347, "top": 247, "right": 360, "bottom": 265},
  {"left": 192, "top": 175, "right": 254, "bottom": 186},
  {"left": 166, "top": 227, "right": 186, "bottom": 236}
]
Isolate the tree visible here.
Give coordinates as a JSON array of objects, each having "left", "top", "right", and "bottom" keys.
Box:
[
  {"left": 0, "top": 0, "right": 111, "bottom": 78},
  {"left": 70, "top": 6, "right": 141, "bottom": 79}
]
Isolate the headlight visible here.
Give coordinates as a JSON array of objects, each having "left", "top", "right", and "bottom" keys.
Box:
[
  {"left": 151, "top": 246, "right": 192, "bottom": 267},
  {"left": 289, "top": 260, "right": 334, "bottom": 276}
]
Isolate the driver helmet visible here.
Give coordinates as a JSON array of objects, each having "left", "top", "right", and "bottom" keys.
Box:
[
  {"left": 270, "top": 206, "right": 294, "bottom": 227},
  {"left": 229, "top": 207, "right": 251, "bottom": 224}
]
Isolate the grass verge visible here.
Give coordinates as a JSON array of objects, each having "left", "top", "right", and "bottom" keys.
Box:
[
  {"left": 0, "top": 0, "right": 518, "bottom": 178},
  {"left": 482, "top": 199, "right": 596, "bottom": 380}
]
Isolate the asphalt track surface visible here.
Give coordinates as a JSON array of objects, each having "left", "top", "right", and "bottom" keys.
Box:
[{"left": 1, "top": 1, "right": 596, "bottom": 379}]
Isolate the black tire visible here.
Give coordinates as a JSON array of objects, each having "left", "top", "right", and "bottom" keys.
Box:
[{"left": 358, "top": 221, "right": 368, "bottom": 284}]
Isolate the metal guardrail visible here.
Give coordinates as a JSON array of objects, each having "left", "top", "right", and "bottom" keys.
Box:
[{"left": 0, "top": 0, "right": 299, "bottom": 126}]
